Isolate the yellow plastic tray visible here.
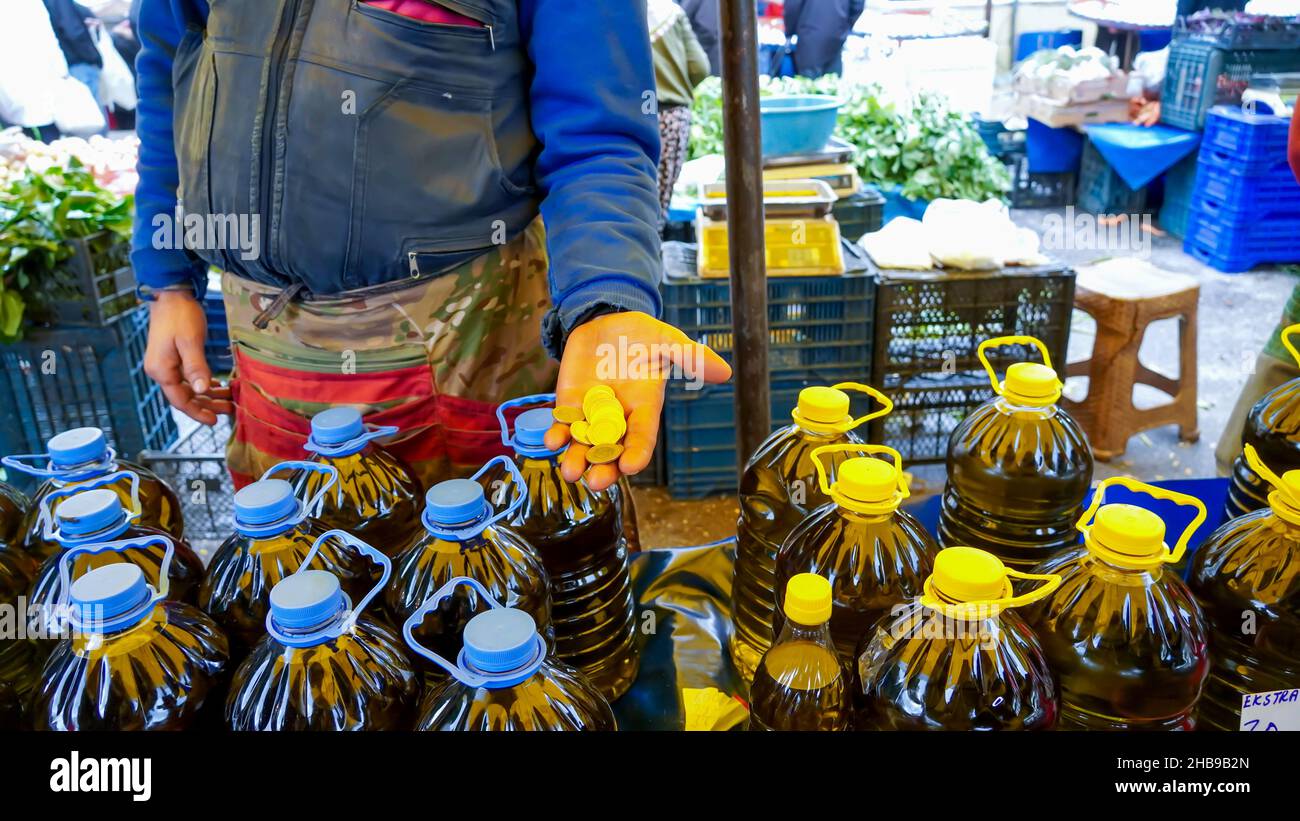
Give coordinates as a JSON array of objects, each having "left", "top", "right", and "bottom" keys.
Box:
[{"left": 696, "top": 215, "right": 845, "bottom": 278}]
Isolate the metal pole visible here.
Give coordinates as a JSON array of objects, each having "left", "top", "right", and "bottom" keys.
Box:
[{"left": 719, "top": 0, "right": 771, "bottom": 483}]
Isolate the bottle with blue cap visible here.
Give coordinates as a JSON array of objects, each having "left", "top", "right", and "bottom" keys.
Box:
[
  {"left": 30, "top": 534, "right": 230, "bottom": 730},
  {"left": 405, "top": 576, "right": 615, "bottom": 730},
  {"left": 26, "top": 485, "right": 205, "bottom": 643},
  {"left": 294, "top": 407, "right": 423, "bottom": 556},
  {"left": 0, "top": 546, "right": 40, "bottom": 729},
  {"left": 225, "top": 529, "right": 419, "bottom": 730},
  {"left": 0, "top": 480, "right": 28, "bottom": 551},
  {"left": 938, "top": 336, "right": 1094, "bottom": 571},
  {"left": 200, "top": 461, "right": 373, "bottom": 653},
  {"left": 478, "top": 395, "right": 639, "bottom": 700},
  {"left": 3, "top": 427, "right": 184, "bottom": 560},
  {"left": 857, "top": 546, "right": 1061, "bottom": 730},
  {"left": 386, "top": 456, "right": 552, "bottom": 684},
  {"left": 774, "top": 445, "right": 938, "bottom": 668},
  {"left": 1024, "top": 478, "right": 1209, "bottom": 730},
  {"left": 732, "top": 383, "right": 894, "bottom": 682}
]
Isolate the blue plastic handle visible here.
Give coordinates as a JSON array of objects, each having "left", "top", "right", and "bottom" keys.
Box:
[
  {"left": 38, "top": 471, "right": 142, "bottom": 543},
  {"left": 261, "top": 460, "right": 339, "bottom": 519},
  {"left": 264, "top": 528, "right": 392, "bottom": 645},
  {"left": 496, "top": 393, "right": 556, "bottom": 449},
  {"left": 2, "top": 448, "right": 117, "bottom": 482},
  {"left": 55, "top": 534, "right": 174, "bottom": 631},
  {"left": 401, "top": 576, "right": 507, "bottom": 687},
  {"left": 422, "top": 456, "right": 529, "bottom": 541},
  {"left": 303, "top": 424, "right": 400, "bottom": 458}
]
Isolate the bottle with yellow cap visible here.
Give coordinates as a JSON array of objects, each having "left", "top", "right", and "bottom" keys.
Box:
[
  {"left": 1189, "top": 444, "right": 1300, "bottom": 730},
  {"left": 1225, "top": 323, "right": 1300, "bottom": 520},
  {"left": 731, "top": 383, "right": 892, "bottom": 681},
  {"left": 749, "top": 573, "right": 851, "bottom": 730},
  {"left": 774, "top": 444, "right": 938, "bottom": 667},
  {"left": 1024, "top": 478, "right": 1209, "bottom": 730},
  {"left": 857, "top": 546, "right": 1061, "bottom": 730},
  {"left": 938, "top": 336, "right": 1093, "bottom": 571}
]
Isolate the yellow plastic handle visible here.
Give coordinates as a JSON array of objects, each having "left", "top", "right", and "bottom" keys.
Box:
[
  {"left": 810, "top": 443, "right": 908, "bottom": 503},
  {"left": 830, "top": 382, "right": 895, "bottom": 431},
  {"left": 977, "top": 336, "right": 1053, "bottom": 396},
  {"left": 1282, "top": 324, "right": 1300, "bottom": 369},
  {"left": 999, "top": 567, "right": 1063, "bottom": 609},
  {"left": 922, "top": 566, "right": 1061, "bottom": 619},
  {"left": 1075, "top": 476, "right": 1207, "bottom": 565}
]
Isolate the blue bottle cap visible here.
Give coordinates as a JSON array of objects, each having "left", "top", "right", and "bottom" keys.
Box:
[
  {"left": 47, "top": 428, "right": 108, "bottom": 468},
  {"left": 269, "top": 570, "right": 346, "bottom": 631},
  {"left": 234, "top": 479, "right": 299, "bottom": 528},
  {"left": 310, "top": 407, "right": 366, "bottom": 447},
  {"left": 513, "top": 408, "right": 554, "bottom": 451},
  {"left": 69, "top": 563, "right": 152, "bottom": 631},
  {"left": 462, "top": 608, "right": 541, "bottom": 673},
  {"left": 424, "top": 479, "right": 489, "bottom": 527},
  {"left": 55, "top": 488, "right": 127, "bottom": 540}
]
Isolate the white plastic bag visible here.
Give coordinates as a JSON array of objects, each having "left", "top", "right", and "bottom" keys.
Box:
[
  {"left": 858, "top": 218, "right": 934, "bottom": 270},
  {"left": 94, "top": 25, "right": 137, "bottom": 111},
  {"left": 52, "top": 75, "right": 106, "bottom": 135}
]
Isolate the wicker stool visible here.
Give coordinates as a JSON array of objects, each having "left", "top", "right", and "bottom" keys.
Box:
[{"left": 1064, "top": 260, "right": 1200, "bottom": 461}]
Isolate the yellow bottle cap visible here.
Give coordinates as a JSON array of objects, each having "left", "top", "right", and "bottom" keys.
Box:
[
  {"left": 1088, "top": 504, "right": 1166, "bottom": 566},
  {"left": 796, "top": 386, "right": 850, "bottom": 425},
  {"left": 836, "top": 457, "right": 899, "bottom": 506},
  {"left": 783, "top": 573, "right": 833, "bottom": 626},
  {"left": 929, "top": 547, "right": 1010, "bottom": 603},
  {"left": 1002, "top": 362, "right": 1062, "bottom": 406}
]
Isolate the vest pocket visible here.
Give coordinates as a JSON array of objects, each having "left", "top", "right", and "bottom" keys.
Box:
[{"left": 173, "top": 32, "right": 224, "bottom": 269}]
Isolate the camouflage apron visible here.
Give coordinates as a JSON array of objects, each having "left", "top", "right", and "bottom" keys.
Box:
[{"left": 222, "top": 220, "right": 558, "bottom": 489}]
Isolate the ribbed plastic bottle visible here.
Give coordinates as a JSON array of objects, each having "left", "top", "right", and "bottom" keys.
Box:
[
  {"left": 857, "top": 546, "right": 1061, "bottom": 730},
  {"left": 200, "top": 461, "right": 372, "bottom": 653},
  {"left": 0, "top": 547, "right": 39, "bottom": 729},
  {"left": 406, "top": 576, "right": 615, "bottom": 730},
  {"left": 0, "top": 481, "right": 28, "bottom": 551},
  {"left": 226, "top": 529, "right": 419, "bottom": 730},
  {"left": 1225, "top": 323, "right": 1300, "bottom": 519},
  {"left": 26, "top": 486, "right": 205, "bottom": 647},
  {"left": 750, "top": 573, "right": 851, "bottom": 731},
  {"left": 732, "top": 383, "right": 892, "bottom": 681},
  {"left": 480, "top": 395, "right": 638, "bottom": 700},
  {"left": 775, "top": 444, "right": 938, "bottom": 667},
  {"left": 3, "top": 427, "right": 184, "bottom": 560},
  {"left": 1025, "top": 478, "right": 1209, "bottom": 730},
  {"left": 30, "top": 534, "right": 230, "bottom": 730},
  {"left": 939, "top": 336, "right": 1094, "bottom": 571},
  {"left": 1190, "top": 444, "right": 1300, "bottom": 730},
  {"left": 386, "top": 456, "right": 552, "bottom": 684},
  {"left": 294, "top": 407, "right": 423, "bottom": 556}
]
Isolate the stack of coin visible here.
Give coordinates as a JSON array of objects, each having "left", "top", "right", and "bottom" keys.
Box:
[{"left": 552, "top": 386, "right": 627, "bottom": 465}]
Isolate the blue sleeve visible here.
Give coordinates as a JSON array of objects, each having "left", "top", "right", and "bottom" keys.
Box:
[
  {"left": 131, "top": 0, "right": 210, "bottom": 298},
  {"left": 522, "top": 0, "right": 665, "bottom": 357}
]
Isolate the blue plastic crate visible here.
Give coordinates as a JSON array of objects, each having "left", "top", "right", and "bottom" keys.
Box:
[
  {"left": 1164, "top": 153, "right": 1201, "bottom": 205},
  {"left": 1194, "top": 156, "right": 1300, "bottom": 214},
  {"left": 1162, "top": 41, "right": 1300, "bottom": 130},
  {"left": 1159, "top": 195, "right": 1193, "bottom": 240},
  {"left": 1201, "top": 105, "right": 1292, "bottom": 172},
  {"left": 204, "top": 290, "right": 233, "bottom": 375},
  {"left": 1027, "top": 120, "right": 1084, "bottom": 174},
  {"left": 0, "top": 306, "right": 178, "bottom": 486},
  {"left": 1184, "top": 206, "right": 1300, "bottom": 272},
  {"left": 1077, "top": 141, "right": 1149, "bottom": 215}
]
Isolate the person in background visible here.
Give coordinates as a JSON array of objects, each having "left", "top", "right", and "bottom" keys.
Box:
[
  {"left": 0, "top": 0, "right": 69, "bottom": 141},
  {"left": 676, "top": 0, "right": 720, "bottom": 76},
  {"left": 43, "top": 0, "right": 105, "bottom": 120},
  {"left": 785, "top": 0, "right": 864, "bottom": 78},
  {"left": 1214, "top": 102, "right": 1300, "bottom": 475},
  {"left": 650, "top": 0, "right": 711, "bottom": 227}
]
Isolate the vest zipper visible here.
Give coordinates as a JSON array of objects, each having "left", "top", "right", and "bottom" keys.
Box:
[{"left": 259, "top": 0, "right": 305, "bottom": 272}]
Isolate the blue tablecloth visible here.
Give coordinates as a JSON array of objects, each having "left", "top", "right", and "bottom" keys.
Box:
[{"left": 1083, "top": 123, "right": 1203, "bottom": 189}]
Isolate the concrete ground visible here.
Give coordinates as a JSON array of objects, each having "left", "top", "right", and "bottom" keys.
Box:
[{"left": 632, "top": 209, "right": 1298, "bottom": 549}]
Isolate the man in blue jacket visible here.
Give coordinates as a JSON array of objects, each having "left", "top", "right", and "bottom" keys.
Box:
[{"left": 135, "top": 0, "right": 728, "bottom": 489}]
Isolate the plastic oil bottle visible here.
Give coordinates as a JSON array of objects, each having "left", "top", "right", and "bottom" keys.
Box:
[
  {"left": 26, "top": 487, "right": 205, "bottom": 645},
  {"left": 939, "top": 336, "right": 1094, "bottom": 571},
  {"left": 30, "top": 534, "right": 230, "bottom": 730},
  {"left": 406, "top": 576, "right": 615, "bottom": 731},
  {"left": 3, "top": 427, "right": 184, "bottom": 560},
  {"left": 0, "top": 546, "right": 39, "bottom": 729},
  {"left": 1225, "top": 323, "right": 1300, "bottom": 519},
  {"left": 480, "top": 395, "right": 638, "bottom": 700},
  {"left": 1189, "top": 444, "right": 1300, "bottom": 730},
  {"left": 295, "top": 407, "right": 424, "bottom": 556},
  {"left": 857, "top": 546, "right": 1061, "bottom": 730},
  {"left": 386, "top": 456, "right": 552, "bottom": 684},
  {"left": 226, "top": 529, "right": 419, "bottom": 730},
  {"left": 750, "top": 573, "right": 851, "bottom": 731},
  {"left": 1025, "top": 478, "right": 1209, "bottom": 730},
  {"left": 200, "top": 461, "right": 372, "bottom": 654},
  {"left": 774, "top": 444, "right": 938, "bottom": 666},
  {"left": 0, "top": 481, "right": 28, "bottom": 551},
  {"left": 732, "top": 383, "right": 892, "bottom": 681}
]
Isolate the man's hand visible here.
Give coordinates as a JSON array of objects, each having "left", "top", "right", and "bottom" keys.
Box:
[
  {"left": 144, "top": 290, "right": 233, "bottom": 425},
  {"left": 545, "top": 311, "right": 731, "bottom": 491}
]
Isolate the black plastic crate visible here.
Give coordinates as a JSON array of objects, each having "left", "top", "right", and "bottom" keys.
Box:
[
  {"left": 1173, "top": 15, "right": 1300, "bottom": 50},
  {"left": 1008, "top": 155, "right": 1075, "bottom": 209},
  {"left": 1077, "top": 140, "right": 1149, "bottom": 215},
  {"left": 1161, "top": 41, "right": 1300, "bottom": 130},
  {"left": 976, "top": 117, "right": 1028, "bottom": 160},
  {"left": 48, "top": 233, "right": 138, "bottom": 327},
  {"left": 0, "top": 305, "right": 177, "bottom": 484},
  {"left": 869, "top": 264, "right": 1077, "bottom": 463},
  {"left": 831, "top": 185, "right": 885, "bottom": 243},
  {"left": 140, "top": 419, "right": 234, "bottom": 555}
]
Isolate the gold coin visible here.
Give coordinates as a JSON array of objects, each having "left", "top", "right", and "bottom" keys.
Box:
[
  {"left": 587, "top": 404, "right": 625, "bottom": 424},
  {"left": 588, "top": 420, "right": 625, "bottom": 445},
  {"left": 552, "top": 405, "right": 585, "bottom": 424},
  {"left": 587, "top": 443, "right": 624, "bottom": 464},
  {"left": 584, "top": 385, "right": 616, "bottom": 400},
  {"left": 583, "top": 387, "right": 620, "bottom": 417},
  {"left": 570, "top": 420, "right": 592, "bottom": 445}
]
